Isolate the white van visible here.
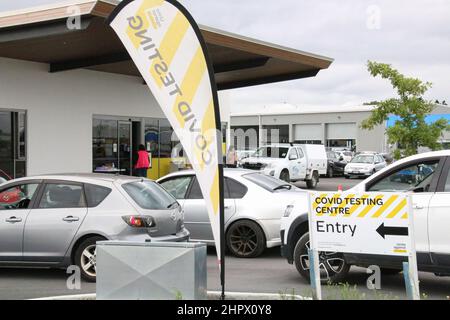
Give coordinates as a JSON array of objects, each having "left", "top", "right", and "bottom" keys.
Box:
[{"left": 240, "top": 144, "right": 327, "bottom": 188}]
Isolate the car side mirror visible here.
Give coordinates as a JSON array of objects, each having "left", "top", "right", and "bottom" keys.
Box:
[
  {"left": 412, "top": 186, "right": 424, "bottom": 193},
  {"left": 339, "top": 156, "right": 344, "bottom": 161}
]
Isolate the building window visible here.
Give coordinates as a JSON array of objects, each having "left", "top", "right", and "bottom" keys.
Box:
[
  {"left": 0, "top": 111, "right": 27, "bottom": 180},
  {"left": 93, "top": 119, "right": 119, "bottom": 172},
  {"left": 262, "top": 125, "right": 289, "bottom": 144},
  {"left": 326, "top": 139, "right": 356, "bottom": 150},
  {"left": 295, "top": 140, "right": 322, "bottom": 145}
]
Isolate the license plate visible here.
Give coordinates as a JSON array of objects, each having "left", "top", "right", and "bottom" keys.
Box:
[{"left": 353, "top": 171, "right": 360, "bottom": 174}]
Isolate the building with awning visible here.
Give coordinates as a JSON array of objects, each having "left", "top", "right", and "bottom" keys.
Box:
[{"left": 0, "top": 0, "right": 333, "bottom": 179}]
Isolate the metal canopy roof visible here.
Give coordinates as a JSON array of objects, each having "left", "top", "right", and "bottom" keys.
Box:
[{"left": 0, "top": 0, "right": 333, "bottom": 90}]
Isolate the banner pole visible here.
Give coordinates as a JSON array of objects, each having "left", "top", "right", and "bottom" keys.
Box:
[
  {"left": 219, "top": 163, "right": 226, "bottom": 300},
  {"left": 307, "top": 192, "right": 322, "bottom": 300},
  {"left": 406, "top": 194, "right": 420, "bottom": 300}
]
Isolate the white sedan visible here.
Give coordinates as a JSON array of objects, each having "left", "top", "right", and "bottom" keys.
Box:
[
  {"left": 344, "top": 153, "right": 387, "bottom": 178},
  {"left": 158, "top": 169, "right": 306, "bottom": 258}
]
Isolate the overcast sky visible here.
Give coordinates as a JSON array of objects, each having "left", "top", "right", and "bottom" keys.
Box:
[{"left": 2, "top": 0, "right": 449, "bottom": 113}]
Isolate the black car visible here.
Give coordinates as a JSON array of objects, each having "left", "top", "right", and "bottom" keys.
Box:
[{"left": 326, "top": 151, "right": 347, "bottom": 177}]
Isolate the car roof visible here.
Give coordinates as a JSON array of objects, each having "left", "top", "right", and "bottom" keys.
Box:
[
  {"left": 157, "top": 168, "right": 256, "bottom": 180},
  {"left": 390, "top": 150, "right": 450, "bottom": 164},
  {"left": 6, "top": 173, "right": 145, "bottom": 185}
]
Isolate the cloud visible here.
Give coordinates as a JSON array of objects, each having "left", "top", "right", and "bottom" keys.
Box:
[
  {"left": 179, "top": 0, "right": 450, "bottom": 111},
  {"left": 2, "top": 0, "right": 449, "bottom": 112}
]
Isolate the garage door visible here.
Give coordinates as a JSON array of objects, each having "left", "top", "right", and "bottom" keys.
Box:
[
  {"left": 326, "top": 123, "right": 357, "bottom": 140},
  {"left": 294, "top": 124, "right": 323, "bottom": 141}
]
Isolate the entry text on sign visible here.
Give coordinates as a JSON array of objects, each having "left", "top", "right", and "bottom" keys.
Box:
[{"left": 316, "top": 221, "right": 357, "bottom": 237}]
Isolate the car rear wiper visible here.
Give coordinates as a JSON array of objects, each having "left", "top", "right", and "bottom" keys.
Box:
[{"left": 273, "top": 184, "right": 292, "bottom": 191}]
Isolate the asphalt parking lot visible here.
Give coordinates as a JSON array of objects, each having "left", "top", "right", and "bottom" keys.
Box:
[{"left": 1, "top": 177, "right": 450, "bottom": 300}]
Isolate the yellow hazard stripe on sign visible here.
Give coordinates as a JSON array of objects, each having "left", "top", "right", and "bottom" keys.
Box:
[
  {"left": 386, "top": 198, "right": 407, "bottom": 219},
  {"left": 344, "top": 194, "right": 369, "bottom": 217},
  {"left": 401, "top": 212, "right": 408, "bottom": 219},
  {"left": 357, "top": 195, "right": 384, "bottom": 218},
  {"left": 394, "top": 249, "right": 407, "bottom": 253},
  {"left": 330, "top": 194, "right": 355, "bottom": 217},
  {"left": 371, "top": 195, "right": 399, "bottom": 218}
]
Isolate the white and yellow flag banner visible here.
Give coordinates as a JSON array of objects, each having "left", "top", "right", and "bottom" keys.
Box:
[{"left": 108, "top": 0, "right": 224, "bottom": 258}]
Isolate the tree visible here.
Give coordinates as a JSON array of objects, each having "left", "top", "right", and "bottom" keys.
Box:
[{"left": 361, "top": 61, "right": 449, "bottom": 159}]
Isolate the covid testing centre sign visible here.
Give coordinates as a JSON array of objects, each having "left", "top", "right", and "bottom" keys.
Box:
[{"left": 308, "top": 192, "right": 420, "bottom": 300}]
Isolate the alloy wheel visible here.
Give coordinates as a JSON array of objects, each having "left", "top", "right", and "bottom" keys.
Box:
[
  {"left": 229, "top": 225, "right": 258, "bottom": 256},
  {"left": 299, "top": 240, "right": 346, "bottom": 282},
  {"left": 80, "top": 244, "right": 97, "bottom": 277}
]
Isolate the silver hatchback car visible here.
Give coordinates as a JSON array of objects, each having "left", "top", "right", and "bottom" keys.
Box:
[{"left": 0, "top": 174, "right": 189, "bottom": 281}]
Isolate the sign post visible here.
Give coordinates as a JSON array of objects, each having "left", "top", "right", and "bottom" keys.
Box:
[
  {"left": 308, "top": 192, "right": 420, "bottom": 299},
  {"left": 307, "top": 195, "right": 322, "bottom": 300}
]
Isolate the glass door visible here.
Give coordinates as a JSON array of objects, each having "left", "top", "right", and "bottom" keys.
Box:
[
  {"left": 118, "top": 121, "right": 132, "bottom": 176},
  {"left": 93, "top": 119, "right": 119, "bottom": 172}
]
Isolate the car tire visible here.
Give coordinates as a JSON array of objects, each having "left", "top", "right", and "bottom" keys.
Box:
[
  {"left": 74, "top": 236, "right": 105, "bottom": 282},
  {"left": 293, "top": 232, "right": 350, "bottom": 284},
  {"left": 306, "top": 172, "right": 319, "bottom": 189},
  {"left": 280, "top": 170, "right": 290, "bottom": 183},
  {"left": 327, "top": 167, "right": 334, "bottom": 178},
  {"left": 226, "top": 220, "right": 266, "bottom": 258}
]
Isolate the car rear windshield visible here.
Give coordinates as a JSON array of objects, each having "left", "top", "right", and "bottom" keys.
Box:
[
  {"left": 254, "top": 147, "right": 289, "bottom": 158},
  {"left": 122, "top": 180, "right": 177, "bottom": 210},
  {"left": 243, "top": 172, "right": 291, "bottom": 192}
]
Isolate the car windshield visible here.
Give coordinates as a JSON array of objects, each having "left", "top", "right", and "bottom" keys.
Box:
[
  {"left": 368, "top": 162, "right": 439, "bottom": 192},
  {"left": 254, "top": 147, "right": 289, "bottom": 159},
  {"left": 122, "top": 180, "right": 178, "bottom": 210},
  {"left": 243, "top": 172, "right": 294, "bottom": 192},
  {"left": 351, "top": 155, "right": 374, "bottom": 164}
]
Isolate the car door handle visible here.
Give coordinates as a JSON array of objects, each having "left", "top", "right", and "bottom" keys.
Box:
[
  {"left": 6, "top": 216, "right": 22, "bottom": 223},
  {"left": 224, "top": 206, "right": 231, "bottom": 210},
  {"left": 413, "top": 204, "right": 424, "bottom": 210},
  {"left": 63, "top": 216, "right": 80, "bottom": 222}
]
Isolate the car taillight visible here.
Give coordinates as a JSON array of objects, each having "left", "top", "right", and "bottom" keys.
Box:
[{"left": 122, "top": 215, "right": 155, "bottom": 228}]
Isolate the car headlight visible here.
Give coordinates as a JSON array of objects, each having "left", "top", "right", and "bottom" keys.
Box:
[{"left": 284, "top": 205, "right": 294, "bottom": 218}]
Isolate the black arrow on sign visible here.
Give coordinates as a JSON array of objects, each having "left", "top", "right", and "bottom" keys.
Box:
[{"left": 376, "top": 223, "right": 409, "bottom": 239}]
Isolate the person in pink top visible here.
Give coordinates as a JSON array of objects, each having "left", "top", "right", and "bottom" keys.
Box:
[{"left": 135, "top": 144, "right": 150, "bottom": 177}]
